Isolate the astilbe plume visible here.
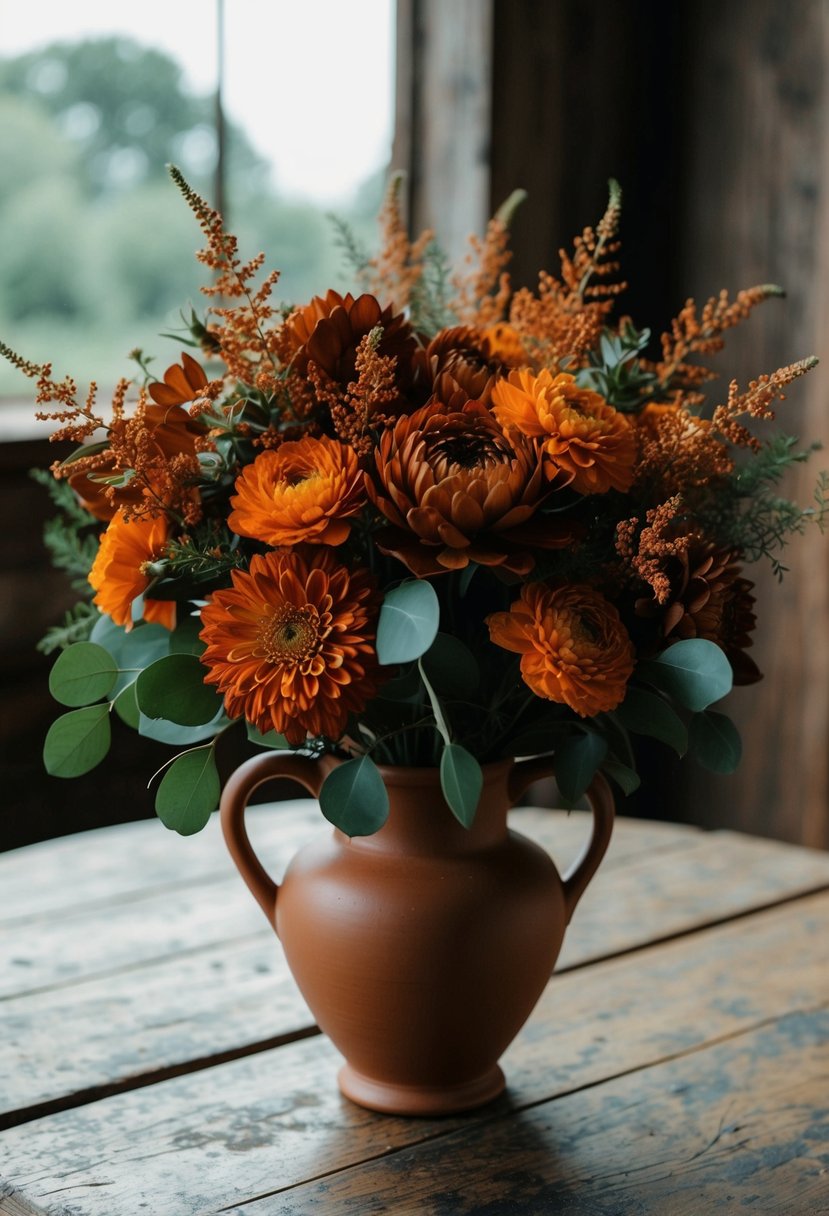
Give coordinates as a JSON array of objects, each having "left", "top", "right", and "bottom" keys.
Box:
[
  {"left": 711, "top": 357, "right": 819, "bottom": 451},
  {"left": 450, "top": 193, "right": 523, "bottom": 328},
  {"left": 365, "top": 173, "right": 434, "bottom": 315}
]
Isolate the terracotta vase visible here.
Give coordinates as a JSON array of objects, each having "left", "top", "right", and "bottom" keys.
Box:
[{"left": 220, "top": 752, "right": 614, "bottom": 1116}]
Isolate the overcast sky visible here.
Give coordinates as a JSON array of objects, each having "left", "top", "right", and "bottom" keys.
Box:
[{"left": 0, "top": 0, "right": 395, "bottom": 203}]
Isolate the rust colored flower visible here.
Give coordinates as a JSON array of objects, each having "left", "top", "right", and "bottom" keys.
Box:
[
  {"left": 89, "top": 509, "right": 175, "bottom": 631},
  {"left": 367, "top": 399, "right": 572, "bottom": 577},
  {"left": 635, "top": 543, "right": 761, "bottom": 685},
  {"left": 422, "top": 324, "right": 529, "bottom": 403},
  {"left": 491, "top": 368, "right": 636, "bottom": 494},
  {"left": 199, "top": 548, "right": 382, "bottom": 744},
  {"left": 487, "top": 582, "right": 635, "bottom": 716},
  {"left": 148, "top": 353, "right": 209, "bottom": 407},
  {"left": 281, "top": 289, "right": 418, "bottom": 393},
  {"left": 229, "top": 435, "right": 365, "bottom": 547}
]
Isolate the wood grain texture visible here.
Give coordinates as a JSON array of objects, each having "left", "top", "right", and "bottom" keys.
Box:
[
  {"left": 1, "top": 890, "right": 826, "bottom": 1215},
  {"left": 264, "top": 1009, "right": 829, "bottom": 1216},
  {"left": 676, "top": 0, "right": 829, "bottom": 848}
]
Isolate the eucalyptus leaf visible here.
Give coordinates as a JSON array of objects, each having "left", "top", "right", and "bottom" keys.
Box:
[
  {"left": 136, "top": 654, "right": 220, "bottom": 726},
  {"left": 376, "top": 580, "right": 440, "bottom": 665},
  {"left": 616, "top": 687, "right": 688, "bottom": 756},
  {"left": 43, "top": 705, "right": 111, "bottom": 778},
  {"left": 169, "top": 614, "right": 206, "bottom": 656},
  {"left": 638, "top": 639, "right": 732, "bottom": 713},
  {"left": 139, "top": 710, "right": 228, "bottom": 745},
  {"left": 48, "top": 642, "right": 118, "bottom": 707},
  {"left": 114, "top": 682, "right": 141, "bottom": 729},
  {"left": 319, "top": 756, "right": 389, "bottom": 837},
  {"left": 440, "top": 743, "right": 483, "bottom": 828},
  {"left": 155, "top": 749, "right": 220, "bottom": 835},
  {"left": 421, "top": 634, "right": 479, "bottom": 700},
  {"left": 91, "top": 616, "right": 171, "bottom": 696},
  {"left": 602, "top": 758, "right": 641, "bottom": 796},
  {"left": 417, "top": 659, "right": 452, "bottom": 745},
  {"left": 554, "top": 731, "right": 608, "bottom": 806},
  {"left": 689, "top": 710, "right": 743, "bottom": 774}
]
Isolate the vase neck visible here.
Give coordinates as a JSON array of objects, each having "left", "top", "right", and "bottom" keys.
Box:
[{"left": 340, "top": 760, "right": 515, "bottom": 856}]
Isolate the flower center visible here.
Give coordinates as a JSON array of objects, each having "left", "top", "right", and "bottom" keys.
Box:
[
  {"left": 259, "top": 605, "right": 321, "bottom": 664},
  {"left": 428, "top": 429, "right": 510, "bottom": 472}
]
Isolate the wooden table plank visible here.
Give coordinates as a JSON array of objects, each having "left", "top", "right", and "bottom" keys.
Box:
[
  {"left": 262, "top": 1009, "right": 829, "bottom": 1216},
  {"left": 2, "top": 891, "right": 826, "bottom": 1215},
  {"left": 0, "top": 807, "right": 696, "bottom": 926},
  {"left": 2, "top": 819, "right": 828, "bottom": 1124}
]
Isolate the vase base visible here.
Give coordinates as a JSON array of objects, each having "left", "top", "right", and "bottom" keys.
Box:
[{"left": 337, "top": 1062, "right": 506, "bottom": 1116}]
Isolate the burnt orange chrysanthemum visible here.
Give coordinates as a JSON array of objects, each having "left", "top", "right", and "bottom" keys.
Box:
[
  {"left": 229, "top": 435, "right": 365, "bottom": 547},
  {"left": 487, "top": 582, "right": 634, "bottom": 716},
  {"left": 199, "top": 548, "right": 382, "bottom": 745},
  {"left": 422, "top": 324, "right": 529, "bottom": 403},
  {"left": 367, "top": 399, "right": 573, "bottom": 577},
  {"left": 148, "top": 353, "right": 209, "bottom": 407},
  {"left": 491, "top": 368, "right": 636, "bottom": 494},
  {"left": 89, "top": 510, "right": 175, "bottom": 631}
]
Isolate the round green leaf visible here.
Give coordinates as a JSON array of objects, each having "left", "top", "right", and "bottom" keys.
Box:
[
  {"left": 601, "top": 758, "right": 641, "bottom": 796},
  {"left": 44, "top": 705, "right": 112, "bottom": 778},
  {"left": 421, "top": 634, "right": 479, "bottom": 700},
  {"left": 554, "top": 731, "right": 608, "bottom": 806},
  {"left": 246, "top": 723, "right": 291, "bottom": 750},
  {"left": 376, "top": 580, "right": 440, "bottom": 665},
  {"left": 155, "top": 749, "right": 220, "bottom": 835},
  {"left": 91, "top": 615, "right": 171, "bottom": 696},
  {"left": 319, "top": 756, "right": 389, "bottom": 837},
  {"left": 616, "top": 687, "right": 688, "bottom": 756},
  {"left": 139, "top": 710, "right": 229, "bottom": 745},
  {"left": 48, "top": 642, "right": 118, "bottom": 707},
  {"left": 639, "top": 639, "right": 733, "bottom": 712},
  {"left": 689, "top": 710, "right": 743, "bottom": 774},
  {"left": 169, "top": 614, "right": 206, "bottom": 656},
  {"left": 440, "top": 744, "right": 483, "bottom": 828},
  {"left": 136, "top": 654, "right": 220, "bottom": 726},
  {"left": 114, "top": 682, "right": 141, "bottom": 729}
]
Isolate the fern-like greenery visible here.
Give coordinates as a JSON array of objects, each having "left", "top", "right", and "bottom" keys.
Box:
[
  {"left": 408, "top": 240, "right": 456, "bottom": 337},
  {"left": 36, "top": 602, "right": 98, "bottom": 655},
  {"left": 30, "top": 468, "right": 100, "bottom": 594}
]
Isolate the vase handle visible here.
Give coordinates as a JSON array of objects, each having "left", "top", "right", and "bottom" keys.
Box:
[
  {"left": 220, "top": 752, "right": 325, "bottom": 931},
  {"left": 509, "top": 756, "right": 615, "bottom": 924}
]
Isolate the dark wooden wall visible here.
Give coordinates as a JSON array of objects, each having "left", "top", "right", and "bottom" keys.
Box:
[{"left": 396, "top": 0, "right": 829, "bottom": 846}]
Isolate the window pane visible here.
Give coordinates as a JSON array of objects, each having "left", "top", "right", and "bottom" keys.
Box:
[{"left": 0, "top": 0, "right": 394, "bottom": 412}]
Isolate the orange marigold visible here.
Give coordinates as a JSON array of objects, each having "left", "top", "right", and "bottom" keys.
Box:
[
  {"left": 199, "top": 548, "right": 382, "bottom": 745},
  {"left": 491, "top": 368, "right": 636, "bottom": 495},
  {"left": 487, "top": 582, "right": 634, "bottom": 716},
  {"left": 88, "top": 510, "right": 175, "bottom": 631},
  {"left": 228, "top": 434, "right": 365, "bottom": 547}
]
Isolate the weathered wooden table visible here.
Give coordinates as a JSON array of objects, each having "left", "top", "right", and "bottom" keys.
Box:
[{"left": 1, "top": 801, "right": 828, "bottom": 1215}]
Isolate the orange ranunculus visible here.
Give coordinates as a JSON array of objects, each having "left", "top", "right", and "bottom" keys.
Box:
[
  {"left": 199, "top": 548, "right": 382, "bottom": 745},
  {"left": 148, "top": 352, "right": 209, "bottom": 407},
  {"left": 491, "top": 368, "right": 636, "bottom": 494},
  {"left": 367, "top": 399, "right": 572, "bottom": 577},
  {"left": 228, "top": 434, "right": 366, "bottom": 547},
  {"left": 487, "top": 582, "right": 634, "bottom": 716},
  {"left": 88, "top": 510, "right": 175, "bottom": 631}
]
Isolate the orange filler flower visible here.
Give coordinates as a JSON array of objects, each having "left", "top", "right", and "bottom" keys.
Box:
[
  {"left": 487, "top": 583, "right": 634, "bottom": 716},
  {"left": 491, "top": 368, "right": 636, "bottom": 495},
  {"left": 199, "top": 547, "right": 382, "bottom": 745},
  {"left": 229, "top": 434, "right": 366, "bottom": 547},
  {"left": 88, "top": 509, "right": 175, "bottom": 630}
]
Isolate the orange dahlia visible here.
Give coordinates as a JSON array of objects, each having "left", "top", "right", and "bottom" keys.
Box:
[
  {"left": 367, "top": 399, "right": 571, "bottom": 577},
  {"left": 89, "top": 509, "right": 175, "bottom": 630},
  {"left": 491, "top": 368, "right": 636, "bottom": 494},
  {"left": 148, "top": 353, "right": 209, "bottom": 407},
  {"left": 199, "top": 548, "right": 382, "bottom": 745},
  {"left": 229, "top": 435, "right": 365, "bottom": 547},
  {"left": 487, "top": 583, "right": 634, "bottom": 716}
]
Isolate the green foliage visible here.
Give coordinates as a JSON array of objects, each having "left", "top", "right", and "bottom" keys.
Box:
[
  {"left": 554, "top": 731, "right": 608, "bottom": 806},
  {"left": 420, "top": 634, "right": 479, "bottom": 700},
  {"left": 319, "top": 755, "right": 390, "bottom": 837},
  {"left": 440, "top": 744, "right": 483, "bottom": 828},
  {"left": 154, "top": 748, "right": 220, "bottom": 835},
  {"left": 601, "top": 758, "right": 641, "bottom": 796},
  {"left": 376, "top": 580, "right": 440, "bottom": 665},
  {"left": 153, "top": 528, "right": 246, "bottom": 599},
  {"left": 36, "top": 602, "right": 98, "bottom": 655},
  {"left": 43, "top": 704, "right": 111, "bottom": 777},
  {"left": 135, "top": 654, "right": 222, "bottom": 727},
  {"left": 576, "top": 323, "right": 657, "bottom": 410},
  {"left": 689, "top": 710, "right": 742, "bottom": 774},
  {"left": 638, "top": 639, "right": 733, "bottom": 713},
  {"left": 30, "top": 469, "right": 100, "bottom": 596},
  {"left": 616, "top": 687, "right": 688, "bottom": 756},
  {"left": 328, "top": 214, "right": 372, "bottom": 284},
  {"left": 246, "top": 724, "right": 291, "bottom": 750},
  {"left": 48, "top": 642, "right": 117, "bottom": 707},
  {"left": 408, "top": 240, "right": 456, "bottom": 337}
]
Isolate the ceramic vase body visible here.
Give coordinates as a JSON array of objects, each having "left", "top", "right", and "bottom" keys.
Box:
[{"left": 220, "top": 753, "right": 614, "bottom": 1116}]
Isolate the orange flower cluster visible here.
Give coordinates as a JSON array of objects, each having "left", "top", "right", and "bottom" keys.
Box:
[{"left": 14, "top": 168, "right": 819, "bottom": 773}]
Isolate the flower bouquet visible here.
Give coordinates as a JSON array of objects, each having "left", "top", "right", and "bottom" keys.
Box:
[{"left": 5, "top": 172, "right": 825, "bottom": 836}]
